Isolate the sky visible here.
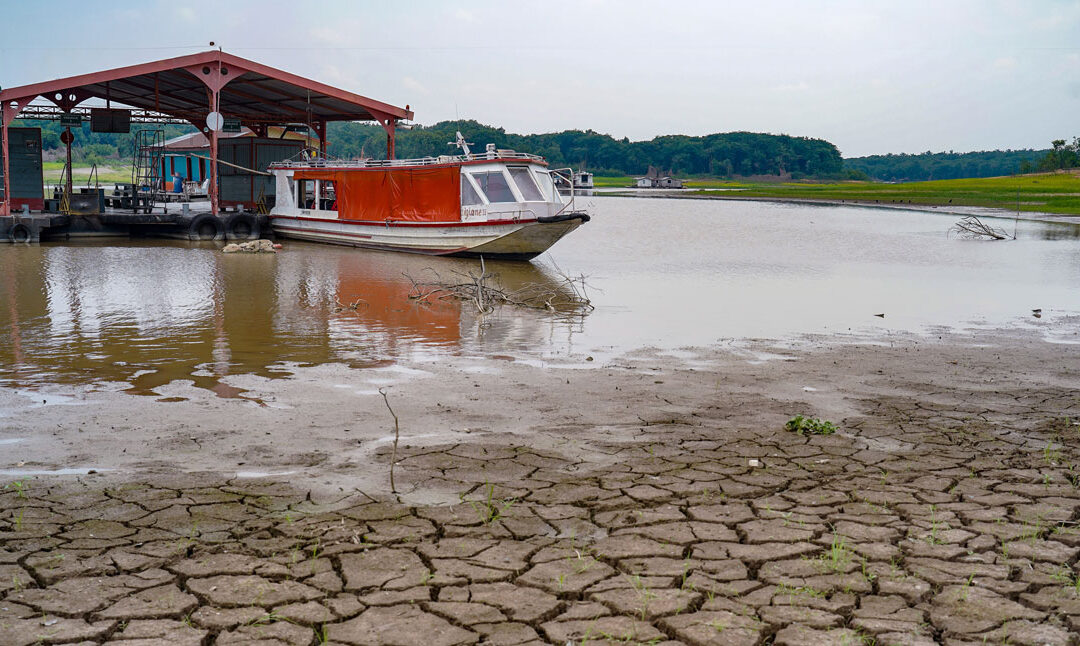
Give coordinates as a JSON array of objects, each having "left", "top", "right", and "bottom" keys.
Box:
[{"left": 1, "top": 0, "right": 1077, "bottom": 157}]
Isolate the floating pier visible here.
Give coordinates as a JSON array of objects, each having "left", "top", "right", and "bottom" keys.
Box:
[{"left": 0, "top": 204, "right": 268, "bottom": 243}]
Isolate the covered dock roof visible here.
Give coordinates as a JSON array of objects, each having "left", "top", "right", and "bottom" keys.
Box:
[{"left": 1, "top": 50, "right": 413, "bottom": 215}]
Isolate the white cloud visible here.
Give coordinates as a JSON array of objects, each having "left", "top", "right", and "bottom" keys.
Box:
[
  {"left": 773, "top": 81, "right": 810, "bottom": 93},
  {"left": 991, "top": 57, "right": 1018, "bottom": 73},
  {"left": 402, "top": 76, "right": 430, "bottom": 95},
  {"left": 307, "top": 26, "right": 352, "bottom": 47},
  {"left": 6, "top": 0, "right": 1077, "bottom": 156}
]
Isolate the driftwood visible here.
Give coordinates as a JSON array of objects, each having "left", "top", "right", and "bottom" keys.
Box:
[
  {"left": 948, "top": 216, "right": 1010, "bottom": 240},
  {"left": 405, "top": 258, "right": 594, "bottom": 317},
  {"left": 332, "top": 296, "right": 369, "bottom": 313}
]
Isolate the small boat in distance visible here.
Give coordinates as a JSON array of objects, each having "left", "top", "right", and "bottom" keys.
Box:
[
  {"left": 267, "top": 133, "right": 589, "bottom": 260},
  {"left": 554, "top": 170, "right": 594, "bottom": 193}
]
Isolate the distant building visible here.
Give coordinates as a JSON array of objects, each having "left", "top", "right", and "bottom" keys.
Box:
[
  {"left": 634, "top": 165, "right": 683, "bottom": 189},
  {"left": 161, "top": 126, "right": 319, "bottom": 186}
]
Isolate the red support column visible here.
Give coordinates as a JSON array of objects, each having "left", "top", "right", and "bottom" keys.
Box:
[
  {"left": 1, "top": 96, "right": 33, "bottom": 217},
  {"left": 372, "top": 112, "right": 397, "bottom": 160},
  {"left": 1, "top": 120, "right": 9, "bottom": 217},
  {"left": 208, "top": 88, "right": 220, "bottom": 215},
  {"left": 64, "top": 127, "right": 73, "bottom": 199},
  {"left": 185, "top": 54, "right": 243, "bottom": 216}
]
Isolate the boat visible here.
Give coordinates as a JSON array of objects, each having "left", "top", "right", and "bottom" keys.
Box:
[
  {"left": 553, "top": 170, "right": 594, "bottom": 193},
  {"left": 267, "top": 133, "right": 589, "bottom": 260}
]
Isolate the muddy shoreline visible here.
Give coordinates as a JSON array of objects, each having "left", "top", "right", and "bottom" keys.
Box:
[
  {"left": 3, "top": 324, "right": 1080, "bottom": 644},
  {"left": 3, "top": 324, "right": 1078, "bottom": 497}
]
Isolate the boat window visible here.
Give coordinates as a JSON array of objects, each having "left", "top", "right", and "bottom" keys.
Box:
[
  {"left": 471, "top": 171, "right": 516, "bottom": 203},
  {"left": 297, "top": 180, "right": 313, "bottom": 208},
  {"left": 321, "top": 180, "right": 337, "bottom": 210},
  {"left": 509, "top": 167, "right": 544, "bottom": 201},
  {"left": 461, "top": 174, "right": 484, "bottom": 206}
]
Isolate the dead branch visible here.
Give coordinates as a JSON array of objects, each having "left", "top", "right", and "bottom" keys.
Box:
[
  {"left": 948, "top": 216, "right": 1010, "bottom": 240},
  {"left": 403, "top": 259, "right": 594, "bottom": 318},
  {"left": 332, "top": 296, "right": 369, "bottom": 313},
  {"left": 403, "top": 271, "right": 452, "bottom": 304},
  {"left": 473, "top": 256, "right": 493, "bottom": 315},
  {"left": 378, "top": 387, "right": 400, "bottom": 494}
]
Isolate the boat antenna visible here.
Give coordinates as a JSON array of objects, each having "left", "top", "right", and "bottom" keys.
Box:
[{"left": 449, "top": 131, "right": 473, "bottom": 156}]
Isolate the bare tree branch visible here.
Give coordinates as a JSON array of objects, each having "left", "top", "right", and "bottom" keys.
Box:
[
  {"left": 949, "top": 216, "right": 1009, "bottom": 240},
  {"left": 378, "top": 387, "right": 400, "bottom": 494},
  {"left": 403, "top": 259, "right": 595, "bottom": 318}
]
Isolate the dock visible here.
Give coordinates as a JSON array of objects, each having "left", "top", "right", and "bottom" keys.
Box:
[{"left": 0, "top": 205, "right": 269, "bottom": 243}]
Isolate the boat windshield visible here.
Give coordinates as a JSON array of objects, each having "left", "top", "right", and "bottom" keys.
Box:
[
  {"left": 471, "top": 171, "right": 516, "bottom": 203},
  {"left": 509, "top": 167, "right": 544, "bottom": 201},
  {"left": 535, "top": 171, "right": 561, "bottom": 203},
  {"left": 461, "top": 175, "right": 483, "bottom": 205}
]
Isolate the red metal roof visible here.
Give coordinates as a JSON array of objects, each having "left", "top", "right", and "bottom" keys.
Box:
[{"left": 0, "top": 50, "right": 413, "bottom": 125}]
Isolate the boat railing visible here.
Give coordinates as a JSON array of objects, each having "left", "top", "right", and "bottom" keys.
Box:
[
  {"left": 550, "top": 168, "right": 576, "bottom": 216},
  {"left": 270, "top": 150, "right": 545, "bottom": 170}
]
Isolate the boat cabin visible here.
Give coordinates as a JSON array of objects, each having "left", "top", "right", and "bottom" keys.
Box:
[{"left": 270, "top": 148, "right": 567, "bottom": 225}]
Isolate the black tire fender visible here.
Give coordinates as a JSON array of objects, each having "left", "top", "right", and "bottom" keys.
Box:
[
  {"left": 8, "top": 223, "right": 32, "bottom": 243},
  {"left": 224, "top": 212, "right": 258, "bottom": 240},
  {"left": 188, "top": 214, "right": 224, "bottom": 241}
]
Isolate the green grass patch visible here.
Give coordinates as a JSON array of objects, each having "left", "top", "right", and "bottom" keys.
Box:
[
  {"left": 42, "top": 161, "right": 131, "bottom": 184},
  {"left": 685, "top": 172, "right": 1080, "bottom": 215},
  {"left": 682, "top": 179, "right": 753, "bottom": 189},
  {"left": 786, "top": 415, "right": 838, "bottom": 436},
  {"left": 592, "top": 175, "right": 634, "bottom": 188}
]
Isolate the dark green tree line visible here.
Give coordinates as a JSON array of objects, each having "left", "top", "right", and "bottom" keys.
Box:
[
  {"left": 326, "top": 120, "right": 844, "bottom": 178},
  {"left": 1022, "top": 138, "right": 1080, "bottom": 173},
  {"left": 844, "top": 148, "right": 1050, "bottom": 182}
]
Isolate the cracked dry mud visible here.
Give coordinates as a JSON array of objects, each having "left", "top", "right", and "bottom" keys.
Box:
[
  {"left": 4, "top": 334, "right": 1080, "bottom": 645},
  {"left": 6, "top": 332, "right": 1080, "bottom": 643}
]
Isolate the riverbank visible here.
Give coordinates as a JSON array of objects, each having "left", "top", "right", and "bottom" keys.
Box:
[
  {"left": 596, "top": 172, "right": 1080, "bottom": 217},
  {"left": 3, "top": 324, "right": 1080, "bottom": 644}
]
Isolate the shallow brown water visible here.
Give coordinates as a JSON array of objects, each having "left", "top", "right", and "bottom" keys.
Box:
[{"left": 1, "top": 197, "right": 1079, "bottom": 396}]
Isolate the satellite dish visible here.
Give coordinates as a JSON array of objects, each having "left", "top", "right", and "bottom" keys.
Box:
[{"left": 206, "top": 111, "right": 224, "bottom": 131}]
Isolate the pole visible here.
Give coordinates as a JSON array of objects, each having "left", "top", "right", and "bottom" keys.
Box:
[
  {"left": 209, "top": 89, "right": 219, "bottom": 216},
  {"left": 64, "top": 127, "right": 73, "bottom": 198},
  {"left": 1, "top": 119, "right": 10, "bottom": 217},
  {"left": 387, "top": 119, "right": 396, "bottom": 160}
]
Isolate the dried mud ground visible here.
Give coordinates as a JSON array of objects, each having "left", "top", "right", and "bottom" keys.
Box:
[{"left": 3, "top": 326, "right": 1080, "bottom": 645}]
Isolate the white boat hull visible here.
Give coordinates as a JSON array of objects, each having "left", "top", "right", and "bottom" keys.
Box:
[{"left": 270, "top": 214, "right": 587, "bottom": 260}]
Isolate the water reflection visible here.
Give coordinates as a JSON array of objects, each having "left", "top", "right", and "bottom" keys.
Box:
[
  {"left": 1035, "top": 221, "right": 1080, "bottom": 240},
  {"left": 0, "top": 241, "right": 579, "bottom": 396},
  {"left": 3, "top": 198, "right": 1080, "bottom": 398}
]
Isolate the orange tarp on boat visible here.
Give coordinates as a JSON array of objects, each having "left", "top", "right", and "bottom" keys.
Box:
[{"left": 295, "top": 166, "right": 461, "bottom": 222}]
